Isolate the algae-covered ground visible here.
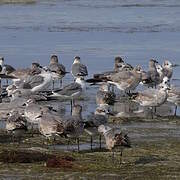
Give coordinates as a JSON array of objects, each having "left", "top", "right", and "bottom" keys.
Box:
[{"left": 0, "top": 116, "right": 180, "bottom": 180}]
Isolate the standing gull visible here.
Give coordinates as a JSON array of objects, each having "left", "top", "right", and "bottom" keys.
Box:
[
  {"left": 167, "top": 86, "right": 180, "bottom": 116},
  {"left": 71, "top": 56, "right": 88, "bottom": 80},
  {"left": 6, "top": 110, "right": 27, "bottom": 142},
  {"left": 96, "top": 83, "right": 116, "bottom": 105},
  {"left": 130, "top": 83, "right": 170, "bottom": 117},
  {"left": 48, "top": 55, "right": 68, "bottom": 88},
  {"left": 49, "top": 77, "right": 86, "bottom": 112},
  {"left": 84, "top": 104, "right": 112, "bottom": 150},
  {"left": 63, "top": 105, "right": 84, "bottom": 152},
  {"left": 98, "top": 125, "right": 131, "bottom": 163},
  {"left": 142, "top": 59, "right": 159, "bottom": 87}
]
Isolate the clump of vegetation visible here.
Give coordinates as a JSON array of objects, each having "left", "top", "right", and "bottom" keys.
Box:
[
  {"left": 46, "top": 156, "right": 75, "bottom": 169},
  {"left": 0, "top": 149, "right": 52, "bottom": 163}
]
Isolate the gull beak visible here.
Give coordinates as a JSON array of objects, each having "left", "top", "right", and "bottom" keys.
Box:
[
  {"left": 107, "top": 111, "right": 115, "bottom": 116},
  {"left": 172, "top": 64, "right": 180, "bottom": 67}
]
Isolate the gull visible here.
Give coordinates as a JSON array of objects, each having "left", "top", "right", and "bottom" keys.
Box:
[
  {"left": 7, "top": 84, "right": 48, "bottom": 102},
  {"left": 71, "top": 56, "right": 88, "bottom": 80},
  {"left": 49, "top": 77, "right": 86, "bottom": 112},
  {"left": 88, "top": 66, "right": 142, "bottom": 94},
  {"left": 141, "top": 59, "right": 159, "bottom": 87},
  {"left": 130, "top": 83, "right": 170, "bottom": 117},
  {"left": 96, "top": 83, "right": 116, "bottom": 105},
  {"left": 0, "top": 57, "right": 16, "bottom": 75},
  {"left": 98, "top": 125, "right": 131, "bottom": 163},
  {"left": 92, "top": 57, "right": 133, "bottom": 82},
  {"left": 37, "top": 112, "right": 65, "bottom": 141},
  {"left": 0, "top": 57, "right": 16, "bottom": 85},
  {"left": 48, "top": 55, "right": 68, "bottom": 88},
  {"left": 10, "top": 62, "right": 42, "bottom": 81},
  {"left": 63, "top": 105, "right": 84, "bottom": 152},
  {"left": 24, "top": 99, "right": 54, "bottom": 126},
  {"left": 162, "top": 60, "right": 178, "bottom": 80},
  {"left": 84, "top": 104, "right": 112, "bottom": 150},
  {"left": 167, "top": 86, "right": 180, "bottom": 116},
  {"left": 24, "top": 70, "right": 53, "bottom": 92},
  {"left": 106, "top": 66, "right": 142, "bottom": 93},
  {"left": 114, "top": 56, "right": 133, "bottom": 72},
  {"left": 6, "top": 110, "right": 27, "bottom": 142}
]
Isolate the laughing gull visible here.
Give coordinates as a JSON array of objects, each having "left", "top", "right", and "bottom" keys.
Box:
[
  {"left": 92, "top": 57, "right": 133, "bottom": 82},
  {"left": 48, "top": 55, "right": 68, "bottom": 88},
  {"left": 6, "top": 110, "right": 27, "bottom": 141},
  {"left": 96, "top": 83, "right": 116, "bottom": 105},
  {"left": 88, "top": 66, "right": 142, "bottom": 93},
  {"left": 106, "top": 65, "right": 142, "bottom": 93},
  {"left": 49, "top": 77, "right": 86, "bottom": 112},
  {"left": 71, "top": 56, "right": 88, "bottom": 80},
  {"left": 130, "top": 83, "right": 170, "bottom": 117},
  {"left": 98, "top": 124, "right": 131, "bottom": 163},
  {"left": 84, "top": 104, "right": 112, "bottom": 150},
  {"left": 24, "top": 69, "right": 53, "bottom": 92}
]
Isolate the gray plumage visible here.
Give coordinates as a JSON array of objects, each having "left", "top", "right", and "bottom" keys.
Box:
[{"left": 71, "top": 57, "right": 88, "bottom": 78}]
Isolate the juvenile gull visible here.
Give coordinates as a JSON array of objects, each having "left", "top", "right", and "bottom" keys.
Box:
[
  {"left": 114, "top": 56, "right": 133, "bottom": 72},
  {"left": 63, "top": 105, "right": 84, "bottom": 151},
  {"left": 84, "top": 104, "right": 112, "bottom": 150},
  {"left": 6, "top": 110, "right": 27, "bottom": 142},
  {"left": 71, "top": 56, "right": 88, "bottom": 80},
  {"left": 98, "top": 125, "right": 131, "bottom": 163},
  {"left": 96, "top": 83, "right": 116, "bottom": 105},
  {"left": 48, "top": 55, "right": 68, "bottom": 88},
  {"left": 37, "top": 112, "right": 65, "bottom": 140},
  {"left": 141, "top": 59, "right": 159, "bottom": 87}
]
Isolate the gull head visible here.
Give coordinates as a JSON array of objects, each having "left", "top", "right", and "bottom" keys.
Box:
[
  {"left": 163, "top": 60, "right": 173, "bottom": 69},
  {"left": 73, "top": 56, "right": 81, "bottom": 64},
  {"left": 50, "top": 54, "right": 59, "bottom": 64}
]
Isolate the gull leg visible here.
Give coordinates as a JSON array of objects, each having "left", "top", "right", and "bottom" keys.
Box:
[
  {"left": 59, "top": 79, "right": 62, "bottom": 88},
  {"left": 111, "top": 85, "right": 114, "bottom": 93},
  {"left": 112, "top": 150, "right": 115, "bottom": 163},
  {"left": 90, "top": 136, "right": 93, "bottom": 150},
  {"left": 151, "top": 107, "right": 154, "bottom": 119},
  {"left": 70, "top": 100, "right": 73, "bottom": 115},
  {"left": 120, "top": 148, "right": 123, "bottom": 164},
  {"left": 174, "top": 105, "right": 177, "bottom": 117},
  {"left": 99, "top": 135, "right": 102, "bottom": 149},
  {"left": 77, "top": 138, "right": 80, "bottom": 152},
  {"left": 52, "top": 80, "right": 55, "bottom": 90}
]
